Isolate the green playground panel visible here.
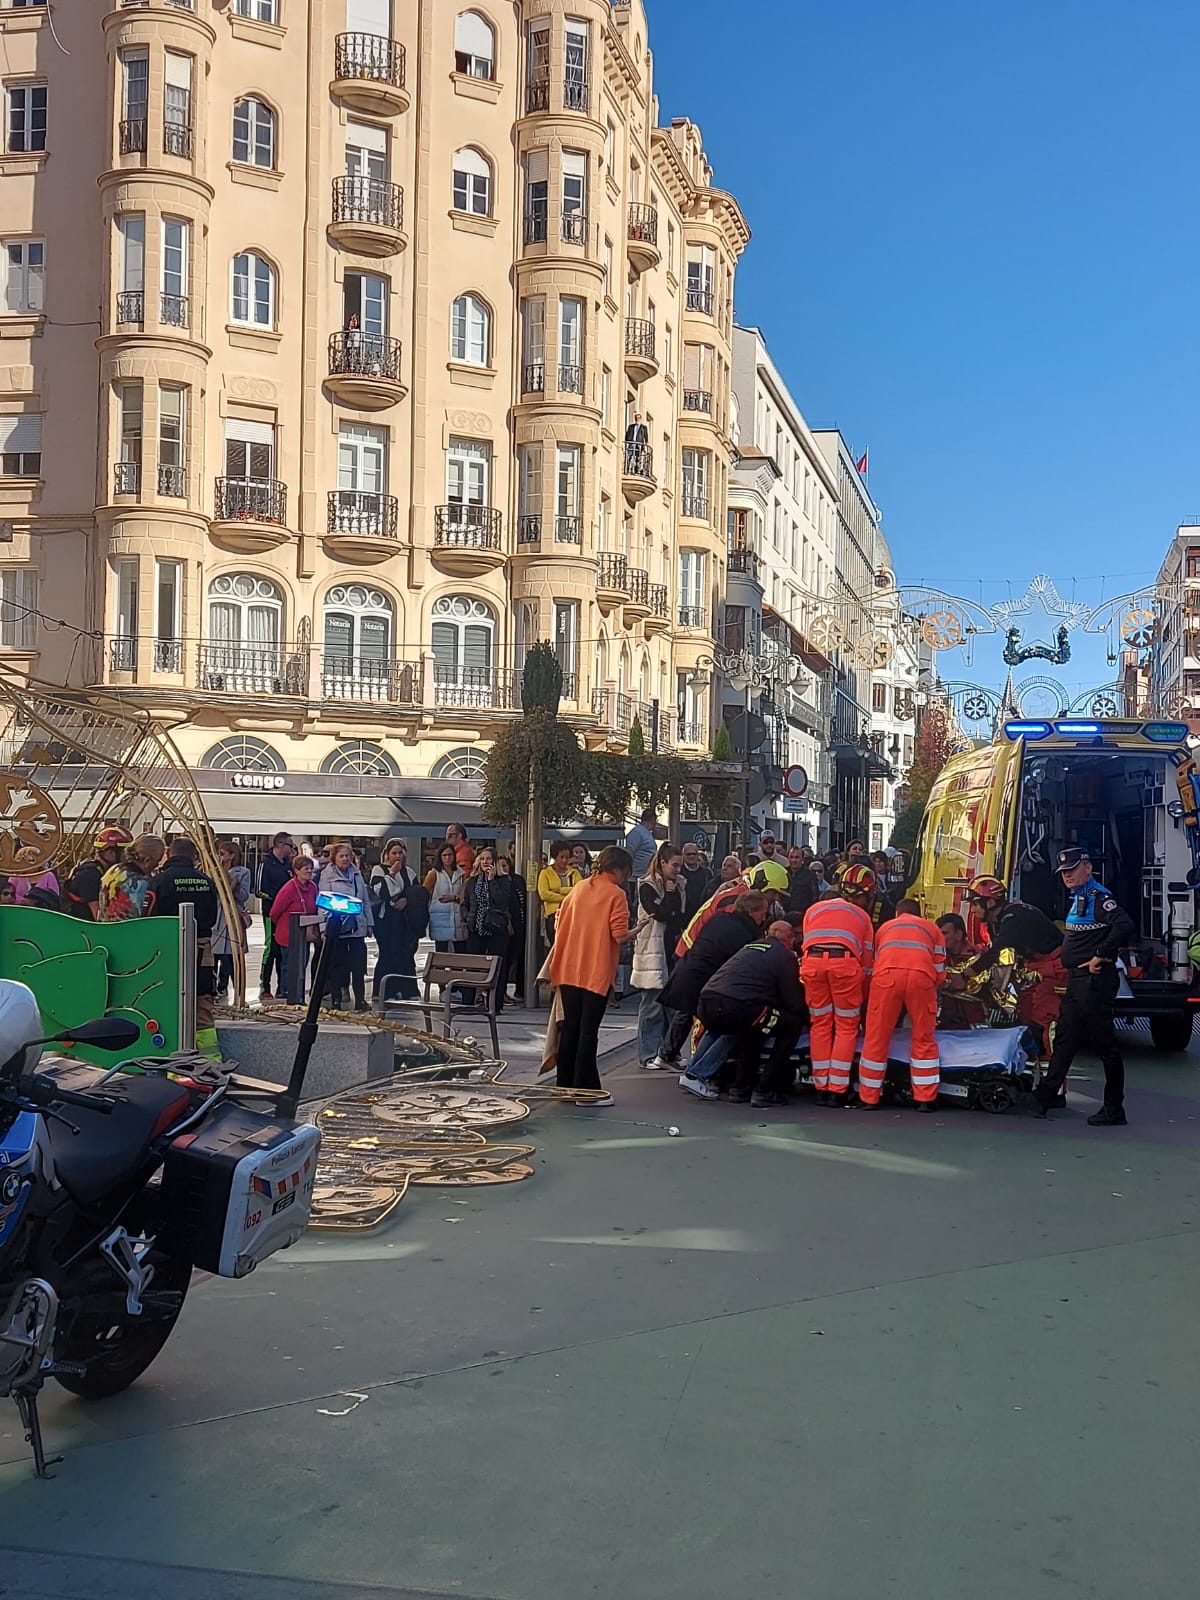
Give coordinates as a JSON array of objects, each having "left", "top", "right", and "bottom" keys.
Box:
[{"left": 0, "top": 906, "right": 183, "bottom": 1068}]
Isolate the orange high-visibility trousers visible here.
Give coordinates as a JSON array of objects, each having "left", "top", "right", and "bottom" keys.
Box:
[
  {"left": 859, "top": 970, "right": 940, "bottom": 1104},
  {"left": 800, "top": 953, "right": 865, "bottom": 1097}
]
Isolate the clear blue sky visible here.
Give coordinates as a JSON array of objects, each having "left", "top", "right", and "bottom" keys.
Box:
[{"left": 647, "top": 0, "right": 1198, "bottom": 696}]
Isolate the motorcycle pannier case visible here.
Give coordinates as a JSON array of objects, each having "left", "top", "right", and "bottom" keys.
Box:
[{"left": 160, "top": 1100, "right": 321, "bottom": 1277}]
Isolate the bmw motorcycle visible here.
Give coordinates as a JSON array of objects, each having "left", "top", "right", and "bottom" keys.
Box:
[{"left": 0, "top": 980, "right": 321, "bottom": 1477}]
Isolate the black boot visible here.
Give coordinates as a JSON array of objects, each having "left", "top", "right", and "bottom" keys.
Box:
[{"left": 1087, "top": 1105, "right": 1127, "bottom": 1126}]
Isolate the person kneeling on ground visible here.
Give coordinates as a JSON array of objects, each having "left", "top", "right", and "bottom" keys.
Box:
[
  {"left": 694, "top": 920, "right": 807, "bottom": 1110},
  {"left": 646, "top": 890, "right": 770, "bottom": 1095}
]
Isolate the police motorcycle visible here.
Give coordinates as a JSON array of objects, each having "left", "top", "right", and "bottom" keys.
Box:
[{"left": 0, "top": 887, "right": 356, "bottom": 1477}]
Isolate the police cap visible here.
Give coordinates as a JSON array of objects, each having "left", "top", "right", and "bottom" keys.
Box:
[{"left": 1055, "top": 846, "right": 1091, "bottom": 873}]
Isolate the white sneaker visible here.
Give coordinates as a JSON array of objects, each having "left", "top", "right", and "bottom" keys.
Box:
[
  {"left": 679, "top": 1072, "right": 719, "bottom": 1101},
  {"left": 576, "top": 1092, "right": 614, "bottom": 1106},
  {"left": 642, "top": 1055, "right": 673, "bottom": 1072}
]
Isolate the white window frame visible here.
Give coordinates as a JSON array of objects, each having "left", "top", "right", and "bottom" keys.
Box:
[
  {"left": 517, "top": 442, "right": 542, "bottom": 521},
  {"left": 454, "top": 10, "right": 495, "bottom": 79},
  {"left": 563, "top": 18, "right": 589, "bottom": 106},
  {"left": 230, "top": 250, "right": 276, "bottom": 327},
  {"left": 161, "top": 216, "right": 189, "bottom": 307},
  {"left": 3, "top": 238, "right": 43, "bottom": 313},
  {"left": 158, "top": 384, "right": 187, "bottom": 480},
  {"left": 232, "top": 94, "right": 276, "bottom": 169},
  {"left": 452, "top": 146, "right": 491, "bottom": 215},
  {"left": 561, "top": 149, "right": 586, "bottom": 220},
  {"left": 6, "top": 81, "right": 47, "bottom": 153},
  {"left": 0, "top": 413, "right": 41, "bottom": 477},
  {"left": 344, "top": 269, "right": 388, "bottom": 336},
  {"left": 234, "top": 0, "right": 278, "bottom": 20},
  {"left": 207, "top": 572, "right": 283, "bottom": 652},
  {"left": 431, "top": 594, "right": 496, "bottom": 686},
  {"left": 445, "top": 437, "right": 490, "bottom": 518},
  {"left": 119, "top": 214, "right": 145, "bottom": 292},
  {"left": 0, "top": 568, "right": 38, "bottom": 650},
  {"left": 559, "top": 296, "right": 583, "bottom": 369},
  {"left": 155, "top": 559, "right": 182, "bottom": 668},
  {"left": 555, "top": 444, "right": 580, "bottom": 521},
  {"left": 323, "top": 582, "right": 393, "bottom": 662},
  {"left": 121, "top": 52, "right": 147, "bottom": 123},
  {"left": 114, "top": 557, "right": 139, "bottom": 648},
  {"left": 450, "top": 293, "right": 490, "bottom": 366}
]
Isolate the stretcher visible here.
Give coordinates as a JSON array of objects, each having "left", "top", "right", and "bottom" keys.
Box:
[{"left": 789, "top": 1024, "right": 1039, "bottom": 1112}]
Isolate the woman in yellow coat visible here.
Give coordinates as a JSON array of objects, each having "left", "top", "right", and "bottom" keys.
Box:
[{"left": 537, "top": 840, "right": 581, "bottom": 945}]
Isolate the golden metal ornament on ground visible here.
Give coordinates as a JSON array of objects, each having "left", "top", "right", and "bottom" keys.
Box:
[{"left": 309, "top": 1182, "right": 410, "bottom": 1231}]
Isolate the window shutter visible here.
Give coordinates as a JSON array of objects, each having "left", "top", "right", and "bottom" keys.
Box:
[
  {"left": 431, "top": 621, "right": 456, "bottom": 670},
  {"left": 0, "top": 415, "right": 42, "bottom": 453},
  {"left": 455, "top": 12, "right": 493, "bottom": 59},
  {"left": 463, "top": 625, "right": 492, "bottom": 673},
  {"left": 224, "top": 418, "right": 275, "bottom": 447},
  {"left": 347, "top": 120, "right": 387, "bottom": 153},
  {"left": 346, "top": 0, "right": 390, "bottom": 34},
  {"left": 324, "top": 611, "right": 353, "bottom": 657},
  {"left": 164, "top": 52, "right": 193, "bottom": 90},
  {"left": 454, "top": 145, "right": 490, "bottom": 179},
  {"left": 525, "top": 148, "right": 548, "bottom": 184},
  {"left": 561, "top": 150, "right": 586, "bottom": 180}
]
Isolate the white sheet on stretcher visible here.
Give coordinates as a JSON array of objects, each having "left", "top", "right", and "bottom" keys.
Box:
[{"left": 881, "top": 1026, "right": 1030, "bottom": 1075}]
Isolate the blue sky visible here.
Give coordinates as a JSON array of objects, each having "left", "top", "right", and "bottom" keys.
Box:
[{"left": 647, "top": 0, "right": 1197, "bottom": 696}]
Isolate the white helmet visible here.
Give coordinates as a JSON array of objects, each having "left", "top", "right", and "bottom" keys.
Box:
[{"left": 0, "top": 981, "right": 43, "bottom": 1082}]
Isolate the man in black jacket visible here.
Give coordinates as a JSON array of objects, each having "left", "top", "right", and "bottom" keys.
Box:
[
  {"left": 150, "top": 837, "right": 220, "bottom": 1050},
  {"left": 696, "top": 921, "right": 807, "bottom": 1108},
  {"left": 679, "top": 841, "right": 715, "bottom": 920},
  {"left": 785, "top": 846, "right": 817, "bottom": 918},
  {"left": 649, "top": 891, "right": 767, "bottom": 1087}
]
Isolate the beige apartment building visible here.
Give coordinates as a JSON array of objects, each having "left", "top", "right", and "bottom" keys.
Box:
[{"left": 0, "top": 0, "right": 747, "bottom": 842}]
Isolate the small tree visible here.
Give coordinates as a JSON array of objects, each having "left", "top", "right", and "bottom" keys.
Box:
[
  {"left": 711, "top": 723, "right": 733, "bottom": 763},
  {"left": 627, "top": 716, "right": 646, "bottom": 757},
  {"left": 521, "top": 641, "right": 563, "bottom": 715},
  {"left": 482, "top": 648, "right": 585, "bottom": 826}
]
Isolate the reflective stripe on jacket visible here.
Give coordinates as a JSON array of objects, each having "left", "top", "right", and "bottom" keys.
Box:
[
  {"left": 873, "top": 913, "right": 946, "bottom": 982},
  {"left": 800, "top": 897, "right": 875, "bottom": 975}
]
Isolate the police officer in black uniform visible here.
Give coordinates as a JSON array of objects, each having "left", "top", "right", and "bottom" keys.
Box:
[{"left": 1033, "top": 846, "right": 1136, "bottom": 1125}]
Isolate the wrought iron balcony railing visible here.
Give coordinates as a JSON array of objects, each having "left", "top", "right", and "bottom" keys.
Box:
[
  {"left": 433, "top": 664, "right": 519, "bottom": 710},
  {"left": 321, "top": 654, "right": 418, "bottom": 704},
  {"left": 522, "top": 361, "right": 545, "bottom": 393},
  {"left": 160, "top": 292, "right": 188, "bottom": 327},
  {"left": 627, "top": 568, "right": 650, "bottom": 606},
  {"left": 648, "top": 582, "right": 669, "bottom": 618},
  {"left": 627, "top": 202, "right": 658, "bottom": 247},
  {"left": 678, "top": 605, "right": 707, "bottom": 629},
  {"left": 335, "top": 32, "right": 406, "bottom": 90},
  {"left": 332, "top": 174, "right": 404, "bottom": 232},
  {"left": 517, "top": 514, "right": 542, "bottom": 544},
  {"left": 727, "top": 547, "right": 759, "bottom": 578},
  {"left": 119, "top": 118, "right": 147, "bottom": 154},
  {"left": 328, "top": 331, "right": 403, "bottom": 381},
  {"left": 561, "top": 210, "right": 587, "bottom": 245},
  {"left": 109, "top": 635, "right": 135, "bottom": 672},
  {"left": 555, "top": 514, "right": 582, "bottom": 543},
  {"left": 327, "top": 489, "right": 399, "bottom": 538},
  {"left": 563, "top": 76, "right": 589, "bottom": 111},
  {"left": 163, "top": 120, "right": 192, "bottom": 158},
  {"left": 433, "top": 504, "right": 503, "bottom": 549},
  {"left": 523, "top": 209, "right": 548, "bottom": 244},
  {"left": 625, "top": 317, "right": 656, "bottom": 362},
  {"left": 154, "top": 638, "right": 182, "bottom": 672},
  {"left": 558, "top": 362, "right": 584, "bottom": 394},
  {"left": 158, "top": 463, "right": 185, "bottom": 497},
  {"left": 116, "top": 290, "right": 144, "bottom": 325},
  {"left": 686, "top": 284, "right": 715, "bottom": 315},
  {"left": 113, "top": 460, "right": 141, "bottom": 496},
  {"left": 682, "top": 389, "right": 713, "bottom": 414},
  {"left": 198, "top": 643, "right": 307, "bottom": 696},
  {"left": 597, "top": 552, "right": 630, "bottom": 591},
  {"left": 681, "top": 492, "right": 709, "bottom": 520},
  {"left": 525, "top": 77, "right": 550, "bottom": 114},
  {"left": 213, "top": 475, "right": 287, "bottom": 525},
  {"left": 622, "top": 441, "right": 654, "bottom": 479}
]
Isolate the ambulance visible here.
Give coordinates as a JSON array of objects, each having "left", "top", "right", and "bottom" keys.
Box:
[{"left": 908, "top": 716, "right": 1200, "bottom": 1050}]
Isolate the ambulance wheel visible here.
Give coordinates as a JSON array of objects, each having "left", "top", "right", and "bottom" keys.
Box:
[
  {"left": 976, "top": 1082, "right": 1016, "bottom": 1115},
  {"left": 1149, "top": 1014, "right": 1193, "bottom": 1053}
]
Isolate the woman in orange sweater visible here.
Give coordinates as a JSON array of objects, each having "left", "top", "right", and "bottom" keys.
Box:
[{"left": 548, "top": 845, "right": 633, "bottom": 1103}]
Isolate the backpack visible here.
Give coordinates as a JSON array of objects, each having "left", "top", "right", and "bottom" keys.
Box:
[{"left": 61, "top": 858, "right": 101, "bottom": 917}]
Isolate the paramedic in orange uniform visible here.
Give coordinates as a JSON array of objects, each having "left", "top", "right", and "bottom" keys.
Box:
[
  {"left": 800, "top": 862, "right": 876, "bottom": 1106},
  {"left": 858, "top": 898, "right": 946, "bottom": 1112}
]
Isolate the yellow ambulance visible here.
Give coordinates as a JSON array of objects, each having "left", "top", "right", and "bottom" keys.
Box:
[{"left": 908, "top": 715, "right": 1200, "bottom": 1049}]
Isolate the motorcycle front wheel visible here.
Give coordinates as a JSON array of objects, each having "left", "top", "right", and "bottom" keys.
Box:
[{"left": 53, "top": 1252, "right": 192, "bottom": 1400}]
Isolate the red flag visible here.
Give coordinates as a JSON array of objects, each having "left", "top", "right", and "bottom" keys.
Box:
[{"left": 855, "top": 450, "right": 869, "bottom": 476}]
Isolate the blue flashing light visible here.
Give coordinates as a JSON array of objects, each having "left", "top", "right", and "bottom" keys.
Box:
[
  {"left": 316, "top": 890, "right": 363, "bottom": 915},
  {"left": 1003, "top": 720, "right": 1051, "bottom": 741},
  {"left": 1056, "top": 721, "right": 1101, "bottom": 736},
  {"left": 1142, "top": 721, "right": 1189, "bottom": 744}
]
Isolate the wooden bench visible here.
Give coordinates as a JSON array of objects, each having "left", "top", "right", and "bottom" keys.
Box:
[{"left": 377, "top": 951, "right": 501, "bottom": 1058}]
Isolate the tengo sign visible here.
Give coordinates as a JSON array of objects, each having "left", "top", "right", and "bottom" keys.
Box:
[{"left": 231, "top": 773, "right": 286, "bottom": 791}]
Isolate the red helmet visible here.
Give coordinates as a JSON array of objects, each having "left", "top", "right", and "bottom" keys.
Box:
[
  {"left": 966, "top": 875, "right": 1007, "bottom": 903},
  {"left": 93, "top": 824, "right": 134, "bottom": 852},
  {"left": 841, "top": 863, "right": 876, "bottom": 896}
]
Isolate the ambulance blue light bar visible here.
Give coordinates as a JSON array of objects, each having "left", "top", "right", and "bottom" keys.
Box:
[
  {"left": 1056, "top": 721, "right": 1101, "bottom": 737},
  {"left": 1003, "top": 721, "right": 1051, "bottom": 740},
  {"left": 1141, "top": 720, "right": 1189, "bottom": 744}
]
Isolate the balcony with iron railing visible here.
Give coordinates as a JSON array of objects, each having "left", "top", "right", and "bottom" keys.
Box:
[
  {"left": 115, "top": 290, "right": 144, "bottom": 326},
  {"left": 624, "top": 567, "right": 650, "bottom": 623},
  {"left": 332, "top": 32, "right": 409, "bottom": 116},
  {"left": 561, "top": 209, "right": 588, "bottom": 246},
  {"left": 326, "top": 331, "right": 406, "bottom": 408},
  {"left": 645, "top": 582, "right": 670, "bottom": 635},
  {"left": 119, "top": 118, "right": 147, "bottom": 155},
  {"left": 593, "top": 686, "right": 635, "bottom": 734},
  {"left": 158, "top": 463, "right": 185, "bottom": 497},
  {"left": 153, "top": 638, "right": 182, "bottom": 672},
  {"left": 678, "top": 605, "right": 707, "bottom": 630},
  {"left": 162, "top": 119, "right": 192, "bottom": 159},
  {"left": 160, "top": 292, "right": 188, "bottom": 328},
  {"left": 686, "top": 283, "right": 715, "bottom": 316},
  {"left": 109, "top": 636, "right": 136, "bottom": 673},
  {"left": 624, "top": 317, "right": 658, "bottom": 382},
  {"left": 558, "top": 362, "right": 584, "bottom": 394},
  {"left": 682, "top": 389, "right": 713, "bottom": 415},
  {"left": 621, "top": 440, "right": 655, "bottom": 501},
  {"left": 321, "top": 653, "right": 419, "bottom": 705},
  {"left": 676, "top": 719, "right": 705, "bottom": 746},
  {"left": 596, "top": 553, "right": 631, "bottom": 612},
  {"left": 197, "top": 642, "right": 307, "bottom": 697},
  {"left": 517, "top": 514, "right": 542, "bottom": 544},
  {"left": 727, "top": 547, "right": 761, "bottom": 582},
  {"left": 434, "top": 664, "right": 519, "bottom": 712},
  {"left": 210, "top": 475, "right": 290, "bottom": 553},
  {"left": 113, "top": 460, "right": 141, "bottom": 497},
  {"left": 432, "top": 504, "right": 505, "bottom": 577},
  {"left": 681, "top": 491, "right": 709, "bottom": 521},
  {"left": 329, "top": 174, "right": 407, "bottom": 257},
  {"left": 525, "top": 76, "right": 550, "bottom": 115},
  {"left": 523, "top": 208, "right": 548, "bottom": 245},
  {"left": 626, "top": 202, "right": 660, "bottom": 272},
  {"left": 521, "top": 361, "right": 545, "bottom": 394},
  {"left": 324, "top": 489, "right": 400, "bottom": 563},
  {"left": 563, "top": 75, "right": 589, "bottom": 112},
  {"left": 109, "top": 636, "right": 182, "bottom": 676}
]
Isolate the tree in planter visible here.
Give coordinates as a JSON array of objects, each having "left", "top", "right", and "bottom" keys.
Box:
[
  {"left": 889, "top": 700, "right": 955, "bottom": 853},
  {"left": 711, "top": 723, "right": 733, "bottom": 763},
  {"left": 481, "top": 643, "right": 586, "bottom": 826},
  {"left": 627, "top": 716, "right": 646, "bottom": 757}
]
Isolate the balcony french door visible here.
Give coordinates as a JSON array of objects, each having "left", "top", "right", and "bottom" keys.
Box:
[{"left": 444, "top": 439, "right": 489, "bottom": 530}]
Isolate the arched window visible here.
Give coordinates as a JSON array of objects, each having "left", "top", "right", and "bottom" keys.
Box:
[
  {"left": 450, "top": 293, "right": 490, "bottom": 365},
  {"left": 203, "top": 573, "right": 285, "bottom": 692},
  {"left": 200, "top": 734, "right": 285, "bottom": 773},
  {"left": 322, "top": 583, "right": 394, "bottom": 700},
  {"left": 232, "top": 95, "right": 276, "bottom": 168},
  {"left": 231, "top": 251, "right": 276, "bottom": 328},
  {"left": 430, "top": 747, "right": 487, "bottom": 781},
  {"left": 431, "top": 594, "right": 495, "bottom": 703},
  {"left": 452, "top": 147, "right": 492, "bottom": 216},
  {"left": 454, "top": 11, "right": 495, "bottom": 79},
  {"left": 320, "top": 740, "right": 399, "bottom": 778}
]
